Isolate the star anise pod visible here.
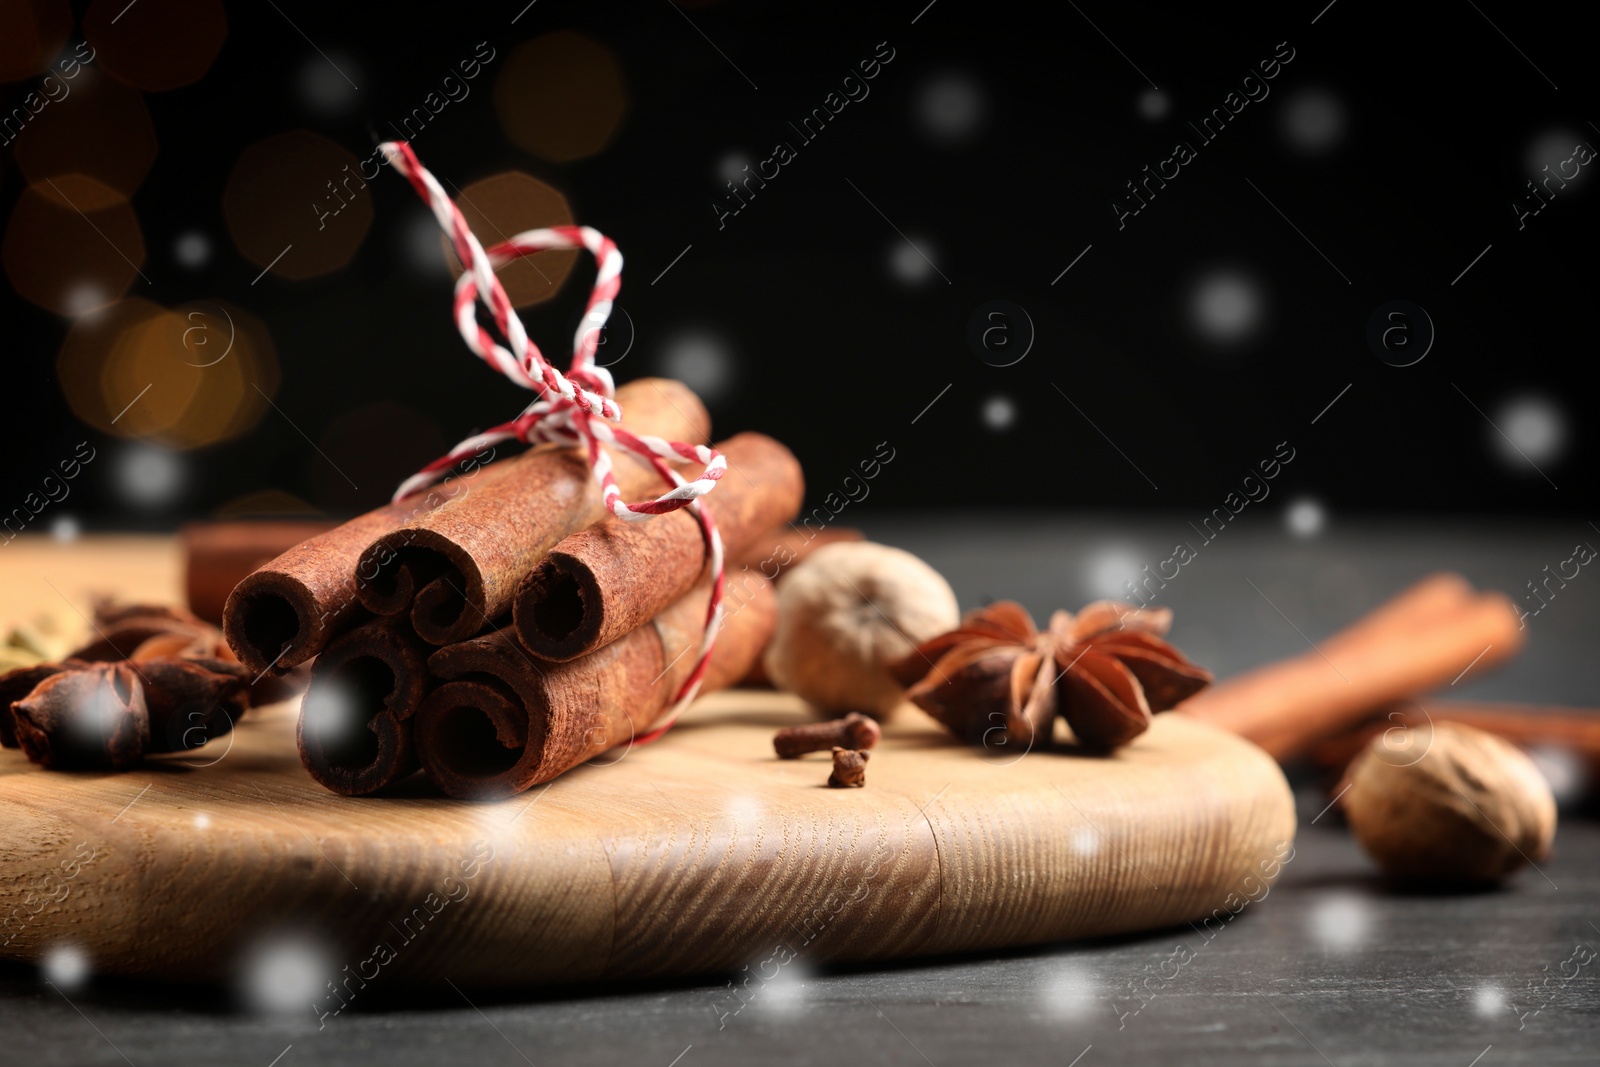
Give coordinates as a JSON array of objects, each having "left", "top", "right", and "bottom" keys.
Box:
[
  {"left": 0, "top": 601, "right": 275, "bottom": 769},
  {"left": 893, "top": 600, "right": 1213, "bottom": 752},
  {"left": 11, "top": 662, "right": 149, "bottom": 769},
  {"left": 69, "top": 602, "right": 307, "bottom": 706}
]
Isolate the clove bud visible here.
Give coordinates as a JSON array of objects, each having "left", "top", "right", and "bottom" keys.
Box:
[
  {"left": 828, "top": 747, "right": 870, "bottom": 788},
  {"left": 773, "top": 711, "right": 881, "bottom": 759}
]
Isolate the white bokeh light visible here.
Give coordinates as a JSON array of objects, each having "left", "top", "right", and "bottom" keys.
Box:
[
  {"left": 302, "top": 680, "right": 365, "bottom": 750},
  {"left": 70, "top": 680, "right": 128, "bottom": 748},
  {"left": 1491, "top": 395, "right": 1567, "bottom": 468},
  {"left": 1189, "top": 270, "right": 1265, "bottom": 347},
  {"left": 726, "top": 794, "right": 764, "bottom": 823},
  {"left": 889, "top": 238, "right": 939, "bottom": 285},
  {"left": 41, "top": 945, "right": 90, "bottom": 991},
  {"left": 1286, "top": 497, "right": 1325, "bottom": 538},
  {"left": 174, "top": 231, "right": 211, "bottom": 269},
  {"left": 658, "top": 329, "right": 736, "bottom": 404},
  {"left": 914, "top": 71, "right": 987, "bottom": 147},
  {"left": 1280, "top": 88, "right": 1347, "bottom": 155},
  {"left": 1041, "top": 958, "right": 1098, "bottom": 1019},
  {"left": 240, "top": 936, "right": 332, "bottom": 1014},
  {"left": 1525, "top": 129, "right": 1587, "bottom": 187},
  {"left": 1308, "top": 892, "right": 1370, "bottom": 952},
  {"left": 981, "top": 395, "right": 1016, "bottom": 432},
  {"left": 1138, "top": 88, "right": 1169, "bottom": 120},
  {"left": 112, "top": 444, "right": 185, "bottom": 510},
  {"left": 403, "top": 211, "right": 450, "bottom": 276},
  {"left": 1524, "top": 745, "right": 1587, "bottom": 807},
  {"left": 1474, "top": 985, "right": 1507, "bottom": 1018},
  {"left": 50, "top": 514, "right": 81, "bottom": 542},
  {"left": 754, "top": 960, "right": 813, "bottom": 1015},
  {"left": 716, "top": 151, "right": 754, "bottom": 186},
  {"left": 194, "top": 812, "right": 211, "bottom": 829},
  {"left": 1083, "top": 544, "right": 1143, "bottom": 601},
  {"left": 298, "top": 55, "right": 361, "bottom": 117},
  {"left": 62, "top": 283, "right": 110, "bottom": 318}
]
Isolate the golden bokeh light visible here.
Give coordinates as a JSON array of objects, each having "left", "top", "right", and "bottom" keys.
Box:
[
  {"left": 223, "top": 130, "right": 373, "bottom": 281},
  {"left": 3, "top": 174, "right": 145, "bottom": 316},
  {"left": 57, "top": 297, "right": 281, "bottom": 449},
  {"left": 493, "top": 31, "right": 629, "bottom": 163},
  {"left": 83, "top": 0, "right": 227, "bottom": 91},
  {"left": 0, "top": 0, "right": 70, "bottom": 83},
  {"left": 448, "top": 171, "right": 577, "bottom": 308},
  {"left": 13, "top": 70, "right": 158, "bottom": 196}
]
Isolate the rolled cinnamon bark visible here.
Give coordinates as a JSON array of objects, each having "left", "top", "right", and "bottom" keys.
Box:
[
  {"left": 1310, "top": 702, "right": 1600, "bottom": 782},
  {"left": 1180, "top": 573, "right": 1525, "bottom": 761},
  {"left": 414, "top": 577, "right": 777, "bottom": 798},
  {"left": 297, "top": 618, "right": 433, "bottom": 796},
  {"left": 223, "top": 458, "right": 508, "bottom": 677},
  {"left": 733, "top": 525, "right": 864, "bottom": 579},
  {"left": 183, "top": 520, "right": 337, "bottom": 625},
  {"left": 222, "top": 378, "right": 699, "bottom": 674},
  {"left": 354, "top": 378, "right": 711, "bottom": 647},
  {"left": 512, "top": 433, "right": 802, "bottom": 660}
]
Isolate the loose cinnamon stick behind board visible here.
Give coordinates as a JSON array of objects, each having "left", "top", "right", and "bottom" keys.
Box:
[
  {"left": 354, "top": 379, "right": 711, "bottom": 646},
  {"left": 183, "top": 521, "right": 337, "bottom": 625},
  {"left": 415, "top": 578, "right": 777, "bottom": 798},
  {"left": 512, "top": 433, "right": 802, "bottom": 660},
  {"left": 1180, "top": 573, "right": 1524, "bottom": 761},
  {"left": 297, "top": 618, "right": 432, "bottom": 796},
  {"left": 1309, "top": 702, "right": 1600, "bottom": 781}
]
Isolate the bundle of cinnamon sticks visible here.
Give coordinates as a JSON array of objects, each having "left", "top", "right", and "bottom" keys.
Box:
[{"left": 223, "top": 378, "right": 817, "bottom": 799}]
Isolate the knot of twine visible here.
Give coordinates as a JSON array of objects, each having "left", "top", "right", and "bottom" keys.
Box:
[{"left": 380, "top": 140, "right": 725, "bottom": 742}]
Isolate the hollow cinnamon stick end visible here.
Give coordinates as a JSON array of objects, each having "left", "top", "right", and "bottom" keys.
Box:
[
  {"left": 296, "top": 620, "right": 433, "bottom": 795},
  {"left": 223, "top": 573, "right": 325, "bottom": 677},
  {"left": 297, "top": 703, "right": 417, "bottom": 796},
  {"left": 512, "top": 555, "right": 606, "bottom": 661},
  {"left": 414, "top": 679, "right": 538, "bottom": 800}
]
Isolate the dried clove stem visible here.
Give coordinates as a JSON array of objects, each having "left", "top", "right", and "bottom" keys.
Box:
[{"left": 772, "top": 712, "right": 881, "bottom": 758}]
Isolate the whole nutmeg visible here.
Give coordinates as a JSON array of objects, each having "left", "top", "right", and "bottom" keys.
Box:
[
  {"left": 763, "top": 542, "right": 959, "bottom": 718},
  {"left": 1342, "top": 721, "right": 1556, "bottom": 884}
]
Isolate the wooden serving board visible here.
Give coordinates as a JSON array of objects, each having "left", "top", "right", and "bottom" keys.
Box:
[
  {"left": 0, "top": 536, "right": 1295, "bottom": 987},
  {"left": 0, "top": 692, "right": 1293, "bottom": 986}
]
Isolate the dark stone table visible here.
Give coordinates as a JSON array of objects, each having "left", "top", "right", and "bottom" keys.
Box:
[{"left": 5, "top": 519, "right": 1597, "bottom": 1065}]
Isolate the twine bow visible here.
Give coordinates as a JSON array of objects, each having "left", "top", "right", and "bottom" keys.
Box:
[{"left": 379, "top": 141, "right": 725, "bottom": 741}]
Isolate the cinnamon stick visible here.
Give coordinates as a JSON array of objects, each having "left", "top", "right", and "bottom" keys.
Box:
[
  {"left": 414, "top": 577, "right": 777, "bottom": 798},
  {"left": 183, "top": 520, "right": 337, "bottom": 624},
  {"left": 222, "top": 457, "right": 509, "bottom": 677},
  {"left": 1180, "top": 573, "right": 1524, "bottom": 761},
  {"left": 512, "top": 433, "right": 802, "bottom": 661},
  {"left": 1310, "top": 702, "right": 1600, "bottom": 781},
  {"left": 353, "top": 378, "right": 711, "bottom": 646},
  {"left": 297, "top": 618, "right": 432, "bottom": 796},
  {"left": 221, "top": 378, "right": 697, "bottom": 674}
]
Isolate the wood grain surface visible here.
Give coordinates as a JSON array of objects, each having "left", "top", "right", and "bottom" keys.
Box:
[{"left": 0, "top": 536, "right": 1296, "bottom": 988}]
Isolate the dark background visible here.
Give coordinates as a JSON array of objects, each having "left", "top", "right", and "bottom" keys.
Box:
[{"left": 2, "top": 0, "right": 1592, "bottom": 527}]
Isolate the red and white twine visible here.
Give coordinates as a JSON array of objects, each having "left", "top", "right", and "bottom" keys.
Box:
[{"left": 380, "top": 141, "right": 725, "bottom": 742}]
